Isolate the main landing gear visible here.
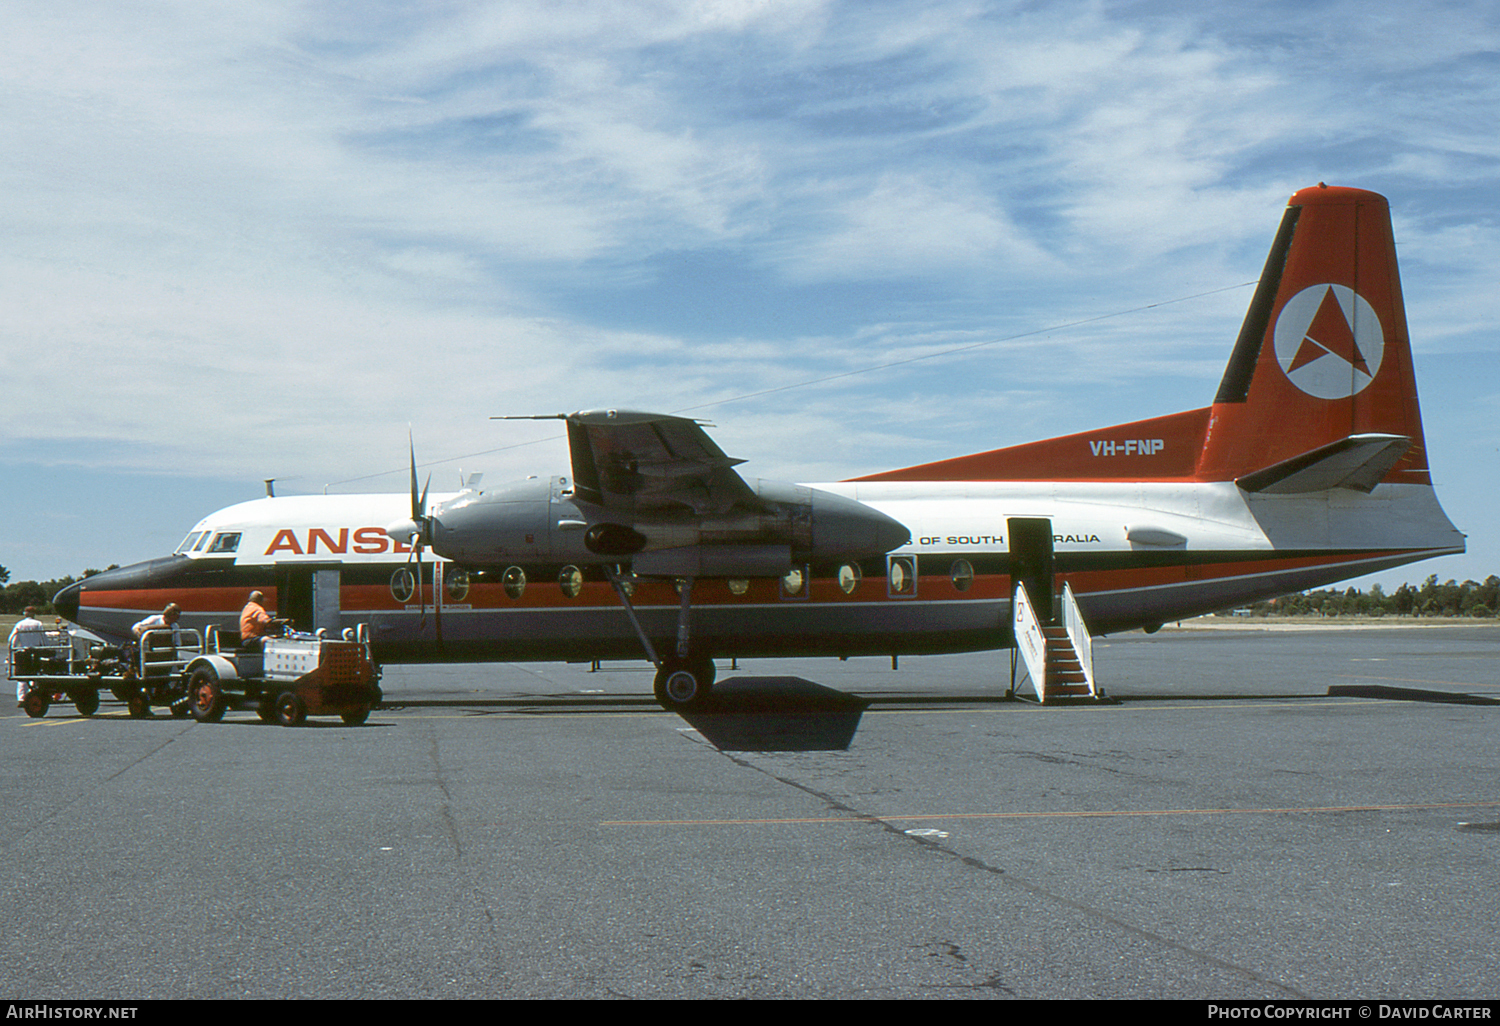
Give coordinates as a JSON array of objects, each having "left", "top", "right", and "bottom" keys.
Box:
[{"left": 608, "top": 568, "right": 716, "bottom": 711}]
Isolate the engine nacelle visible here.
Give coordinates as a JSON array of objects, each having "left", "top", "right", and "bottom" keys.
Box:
[
  {"left": 420, "top": 475, "right": 908, "bottom": 574},
  {"left": 424, "top": 477, "right": 557, "bottom": 564}
]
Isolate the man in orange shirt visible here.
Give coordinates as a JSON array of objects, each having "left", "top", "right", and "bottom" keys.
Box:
[{"left": 239, "top": 591, "right": 279, "bottom": 647}]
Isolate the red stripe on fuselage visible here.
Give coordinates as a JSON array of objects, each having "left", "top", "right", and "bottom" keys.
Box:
[{"left": 78, "top": 587, "right": 268, "bottom": 615}]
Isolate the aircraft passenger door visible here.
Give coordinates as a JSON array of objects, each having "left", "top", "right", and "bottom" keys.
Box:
[
  {"left": 275, "top": 566, "right": 341, "bottom": 634},
  {"left": 313, "top": 569, "right": 341, "bottom": 635},
  {"left": 1008, "top": 518, "right": 1055, "bottom": 625}
]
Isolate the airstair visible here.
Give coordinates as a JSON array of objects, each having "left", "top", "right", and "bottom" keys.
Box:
[{"left": 1011, "top": 580, "right": 1102, "bottom": 702}]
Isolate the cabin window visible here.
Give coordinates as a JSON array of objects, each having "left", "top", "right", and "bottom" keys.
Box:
[
  {"left": 207, "top": 532, "right": 241, "bottom": 554},
  {"left": 558, "top": 565, "right": 582, "bottom": 598},
  {"left": 390, "top": 567, "right": 415, "bottom": 604},
  {"left": 502, "top": 566, "right": 527, "bottom": 600},
  {"left": 727, "top": 579, "right": 750, "bottom": 596},
  {"left": 781, "top": 567, "right": 806, "bottom": 598},
  {"left": 445, "top": 567, "right": 470, "bottom": 602},
  {"left": 887, "top": 555, "right": 917, "bottom": 597},
  {"left": 837, "top": 563, "right": 862, "bottom": 595},
  {"left": 950, "top": 559, "right": 974, "bottom": 593}
]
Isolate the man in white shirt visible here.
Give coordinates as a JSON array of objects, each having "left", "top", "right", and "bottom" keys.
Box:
[
  {"left": 132, "top": 603, "right": 182, "bottom": 639},
  {"left": 9, "top": 606, "right": 46, "bottom": 705}
]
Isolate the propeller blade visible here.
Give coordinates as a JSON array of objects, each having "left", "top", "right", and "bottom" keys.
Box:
[
  {"left": 415, "top": 543, "right": 427, "bottom": 627},
  {"left": 402, "top": 430, "right": 431, "bottom": 631},
  {"left": 409, "top": 433, "right": 422, "bottom": 522}
]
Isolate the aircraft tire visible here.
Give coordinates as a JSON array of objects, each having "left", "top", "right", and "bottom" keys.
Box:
[
  {"left": 274, "top": 692, "right": 306, "bottom": 727},
  {"left": 73, "top": 690, "right": 100, "bottom": 717},
  {"left": 653, "top": 656, "right": 714, "bottom": 710},
  {"left": 188, "top": 667, "right": 227, "bottom": 724},
  {"left": 21, "top": 687, "right": 49, "bottom": 719}
]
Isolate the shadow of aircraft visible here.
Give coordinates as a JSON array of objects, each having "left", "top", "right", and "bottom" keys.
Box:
[{"left": 674, "top": 676, "right": 870, "bottom": 751}]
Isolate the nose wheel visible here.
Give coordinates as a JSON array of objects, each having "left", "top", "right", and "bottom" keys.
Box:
[{"left": 653, "top": 656, "right": 715, "bottom": 710}]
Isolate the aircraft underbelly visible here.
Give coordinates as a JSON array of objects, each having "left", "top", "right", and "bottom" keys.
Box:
[{"left": 368, "top": 598, "right": 1011, "bottom": 662}]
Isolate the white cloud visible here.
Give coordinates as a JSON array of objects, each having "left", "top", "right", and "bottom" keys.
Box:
[
  {"left": 4, "top": 0, "right": 1500, "bottom": 584},
  {"left": 774, "top": 172, "right": 1057, "bottom": 281}
]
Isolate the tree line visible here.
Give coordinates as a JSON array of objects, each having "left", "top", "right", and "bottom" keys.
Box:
[
  {"left": 0, "top": 566, "right": 116, "bottom": 616},
  {"left": 1233, "top": 575, "right": 1500, "bottom": 619}
]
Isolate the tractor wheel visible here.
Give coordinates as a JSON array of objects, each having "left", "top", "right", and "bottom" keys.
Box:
[
  {"left": 188, "top": 667, "right": 227, "bottom": 723},
  {"left": 274, "top": 692, "right": 306, "bottom": 727}
]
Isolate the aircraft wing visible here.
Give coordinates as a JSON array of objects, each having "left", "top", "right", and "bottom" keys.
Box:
[{"left": 547, "top": 410, "right": 763, "bottom": 516}]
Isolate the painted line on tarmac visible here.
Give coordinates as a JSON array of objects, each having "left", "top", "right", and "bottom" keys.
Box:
[
  {"left": 865, "top": 698, "right": 1370, "bottom": 712},
  {"left": 600, "top": 798, "right": 1500, "bottom": 828},
  {"left": 20, "top": 716, "right": 100, "bottom": 727},
  {"left": 1333, "top": 672, "right": 1497, "bottom": 690}
]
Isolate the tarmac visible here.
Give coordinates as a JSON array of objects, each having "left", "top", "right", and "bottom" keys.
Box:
[{"left": 1, "top": 618, "right": 1497, "bottom": 1000}]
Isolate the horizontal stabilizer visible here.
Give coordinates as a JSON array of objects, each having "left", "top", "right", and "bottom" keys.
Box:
[{"left": 1236, "top": 433, "right": 1411, "bottom": 494}]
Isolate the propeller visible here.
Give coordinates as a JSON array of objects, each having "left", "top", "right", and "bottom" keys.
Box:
[{"left": 386, "top": 433, "right": 433, "bottom": 625}]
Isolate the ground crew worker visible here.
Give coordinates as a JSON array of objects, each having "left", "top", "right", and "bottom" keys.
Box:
[
  {"left": 10, "top": 606, "right": 46, "bottom": 704},
  {"left": 239, "top": 591, "right": 278, "bottom": 648},
  {"left": 132, "top": 603, "right": 181, "bottom": 639}
]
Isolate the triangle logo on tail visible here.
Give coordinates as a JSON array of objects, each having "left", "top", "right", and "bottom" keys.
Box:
[{"left": 1273, "top": 284, "right": 1384, "bottom": 399}]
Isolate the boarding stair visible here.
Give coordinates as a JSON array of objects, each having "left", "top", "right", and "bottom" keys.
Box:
[{"left": 1011, "top": 580, "right": 1102, "bottom": 702}]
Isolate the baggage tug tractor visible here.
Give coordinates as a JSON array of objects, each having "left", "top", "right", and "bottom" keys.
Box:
[
  {"left": 186, "top": 627, "right": 381, "bottom": 726},
  {"left": 9, "top": 623, "right": 380, "bottom": 726}
]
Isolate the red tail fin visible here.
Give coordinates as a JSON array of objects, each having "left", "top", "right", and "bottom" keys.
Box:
[
  {"left": 854, "top": 185, "right": 1431, "bottom": 488},
  {"left": 1195, "top": 185, "right": 1430, "bottom": 485}
]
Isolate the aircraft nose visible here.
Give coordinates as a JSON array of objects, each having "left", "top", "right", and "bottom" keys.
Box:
[{"left": 53, "top": 579, "right": 81, "bottom": 622}]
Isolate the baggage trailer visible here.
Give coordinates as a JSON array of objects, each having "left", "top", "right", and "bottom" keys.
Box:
[
  {"left": 9, "top": 626, "right": 202, "bottom": 719},
  {"left": 9, "top": 624, "right": 381, "bottom": 726}
]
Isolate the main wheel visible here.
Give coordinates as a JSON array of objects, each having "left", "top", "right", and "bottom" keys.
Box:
[
  {"left": 73, "top": 691, "right": 100, "bottom": 717},
  {"left": 188, "top": 667, "right": 227, "bottom": 723},
  {"left": 274, "top": 692, "right": 306, "bottom": 727},
  {"left": 652, "top": 656, "right": 715, "bottom": 710}
]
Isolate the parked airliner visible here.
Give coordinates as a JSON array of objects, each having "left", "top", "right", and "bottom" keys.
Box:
[{"left": 55, "top": 185, "right": 1464, "bottom": 707}]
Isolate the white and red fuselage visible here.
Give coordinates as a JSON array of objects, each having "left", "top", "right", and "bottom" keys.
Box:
[{"left": 55, "top": 186, "right": 1465, "bottom": 665}]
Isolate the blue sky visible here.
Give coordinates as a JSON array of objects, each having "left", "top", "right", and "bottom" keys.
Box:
[{"left": 3, "top": 0, "right": 1497, "bottom": 591}]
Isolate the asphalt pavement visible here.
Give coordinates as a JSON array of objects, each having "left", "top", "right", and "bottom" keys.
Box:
[{"left": 2, "top": 621, "right": 1496, "bottom": 999}]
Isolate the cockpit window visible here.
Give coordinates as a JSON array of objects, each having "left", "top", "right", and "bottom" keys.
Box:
[
  {"left": 193, "top": 532, "right": 212, "bottom": 551},
  {"left": 176, "top": 531, "right": 204, "bottom": 554},
  {"left": 206, "top": 532, "right": 242, "bottom": 554}
]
